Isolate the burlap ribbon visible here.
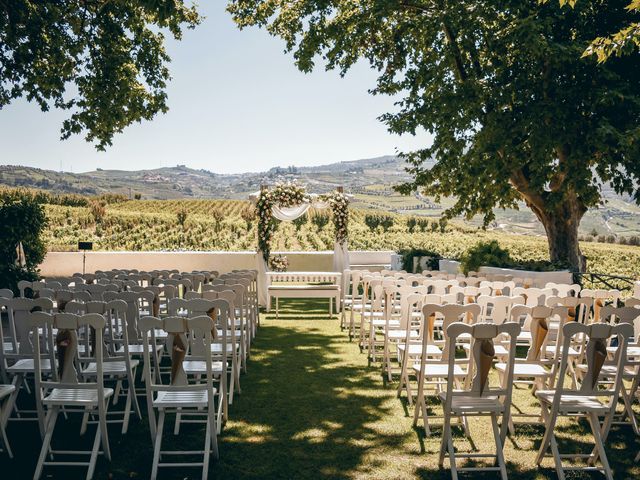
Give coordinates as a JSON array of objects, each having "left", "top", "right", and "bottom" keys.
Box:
[
  {"left": 152, "top": 295, "right": 160, "bottom": 317},
  {"left": 465, "top": 296, "right": 475, "bottom": 323},
  {"left": 427, "top": 314, "right": 436, "bottom": 342},
  {"left": 207, "top": 308, "right": 218, "bottom": 340},
  {"left": 590, "top": 338, "right": 607, "bottom": 389},
  {"left": 478, "top": 339, "right": 495, "bottom": 395},
  {"left": 56, "top": 330, "right": 78, "bottom": 383},
  {"left": 494, "top": 289, "right": 503, "bottom": 296},
  {"left": 594, "top": 299, "right": 604, "bottom": 322},
  {"left": 170, "top": 333, "right": 187, "bottom": 386},
  {"left": 531, "top": 317, "right": 549, "bottom": 360},
  {"left": 568, "top": 306, "right": 577, "bottom": 321}
]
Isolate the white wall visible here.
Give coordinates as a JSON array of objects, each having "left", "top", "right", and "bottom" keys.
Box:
[
  {"left": 39, "top": 250, "right": 396, "bottom": 277},
  {"left": 439, "top": 259, "right": 573, "bottom": 285}
]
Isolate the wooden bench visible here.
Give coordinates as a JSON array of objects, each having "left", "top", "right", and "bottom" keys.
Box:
[{"left": 266, "top": 272, "right": 342, "bottom": 318}]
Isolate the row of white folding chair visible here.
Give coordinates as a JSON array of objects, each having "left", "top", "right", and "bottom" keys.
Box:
[
  {"left": 160, "top": 298, "right": 232, "bottom": 430},
  {"left": 593, "top": 305, "right": 640, "bottom": 436},
  {"left": 139, "top": 315, "right": 219, "bottom": 480},
  {"left": 28, "top": 311, "right": 113, "bottom": 479},
  {"left": 407, "top": 304, "right": 633, "bottom": 479},
  {"left": 174, "top": 294, "right": 242, "bottom": 403},
  {"left": 63, "top": 299, "right": 142, "bottom": 434},
  {"left": 535, "top": 321, "right": 633, "bottom": 480}
]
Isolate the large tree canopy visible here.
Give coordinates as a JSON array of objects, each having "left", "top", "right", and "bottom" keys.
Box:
[
  {"left": 0, "top": 1, "right": 200, "bottom": 150},
  {"left": 228, "top": 0, "right": 640, "bottom": 271}
]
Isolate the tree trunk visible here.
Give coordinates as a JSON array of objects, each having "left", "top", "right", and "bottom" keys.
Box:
[
  {"left": 510, "top": 169, "right": 588, "bottom": 273},
  {"left": 533, "top": 199, "right": 587, "bottom": 272}
]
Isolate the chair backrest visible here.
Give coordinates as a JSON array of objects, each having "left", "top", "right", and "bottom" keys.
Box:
[
  {"left": 554, "top": 322, "right": 632, "bottom": 401},
  {"left": 138, "top": 315, "right": 216, "bottom": 393},
  {"left": 512, "top": 287, "right": 554, "bottom": 307},
  {"left": 0, "top": 288, "right": 13, "bottom": 299},
  {"left": 445, "top": 322, "right": 520, "bottom": 400},
  {"left": 420, "top": 304, "right": 481, "bottom": 361},
  {"left": 30, "top": 311, "right": 107, "bottom": 391},
  {"left": 580, "top": 289, "right": 621, "bottom": 321},
  {"left": 600, "top": 306, "right": 640, "bottom": 343},
  {"left": 477, "top": 295, "right": 524, "bottom": 324},
  {"left": 546, "top": 296, "right": 593, "bottom": 324},
  {"left": 7, "top": 297, "right": 54, "bottom": 354},
  {"left": 545, "top": 282, "right": 581, "bottom": 297}
]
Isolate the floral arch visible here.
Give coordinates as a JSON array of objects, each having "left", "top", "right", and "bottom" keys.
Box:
[{"left": 250, "top": 183, "right": 350, "bottom": 305}]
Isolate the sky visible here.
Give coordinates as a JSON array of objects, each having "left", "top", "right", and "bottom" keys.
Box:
[{"left": 0, "top": 2, "right": 431, "bottom": 174}]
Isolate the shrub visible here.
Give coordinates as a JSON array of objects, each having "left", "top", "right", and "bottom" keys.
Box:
[
  {"left": 459, "top": 240, "right": 511, "bottom": 275},
  {"left": 134, "top": 193, "right": 142, "bottom": 200},
  {"left": 397, "top": 248, "right": 441, "bottom": 272},
  {"left": 629, "top": 236, "right": 640, "bottom": 246},
  {"left": 606, "top": 234, "right": 616, "bottom": 244},
  {"left": 0, "top": 192, "right": 47, "bottom": 293}
]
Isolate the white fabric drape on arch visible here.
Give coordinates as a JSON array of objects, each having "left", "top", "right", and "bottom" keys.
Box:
[{"left": 250, "top": 192, "right": 349, "bottom": 307}]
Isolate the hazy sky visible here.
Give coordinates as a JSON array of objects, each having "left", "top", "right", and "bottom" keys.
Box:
[{"left": 0, "top": 2, "right": 431, "bottom": 174}]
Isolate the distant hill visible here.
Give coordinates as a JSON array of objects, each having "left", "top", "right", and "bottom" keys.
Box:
[{"left": 1, "top": 155, "right": 638, "bottom": 238}]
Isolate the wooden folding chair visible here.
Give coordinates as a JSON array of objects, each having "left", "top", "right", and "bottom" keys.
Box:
[
  {"left": 535, "top": 322, "right": 633, "bottom": 480},
  {"left": 439, "top": 321, "right": 520, "bottom": 480}
]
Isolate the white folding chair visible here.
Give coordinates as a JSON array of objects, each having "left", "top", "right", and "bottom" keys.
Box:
[
  {"left": 439, "top": 322, "right": 520, "bottom": 480},
  {"left": 535, "top": 321, "right": 632, "bottom": 480},
  {"left": 413, "top": 304, "right": 481, "bottom": 436},
  {"left": 139, "top": 315, "right": 219, "bottom": 480},
  {"left": 31, "top": 312, "right": 113, "bottom": 480}
]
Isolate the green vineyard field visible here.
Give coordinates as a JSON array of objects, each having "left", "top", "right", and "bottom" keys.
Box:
[{"left": 40, "top": 199, "right": 640, "bottom": 279}]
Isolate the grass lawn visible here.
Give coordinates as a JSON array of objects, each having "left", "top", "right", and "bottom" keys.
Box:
[{"left": 1, "top": 298, "right": 639, "bottom": 479}]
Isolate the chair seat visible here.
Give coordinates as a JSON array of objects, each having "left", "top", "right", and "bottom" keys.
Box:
[
  {"left": 545, "top": 345, "right": 579, "bottom": 357},
  {"left": 362, "top": 311, "right": 385, "bottom": 319},
  {"left": 44, "top": 387, "right": 114, "bottom": 406},
  {"left": 183, "top": 360, "right": 225, "bottom": 374},
  {"left": 607, "top": 346, "right": 640, "bottom": 358},
  {"left": 2, "top": 341, "right": 16, "bottom": 353},
  {"left": 217, "top": 329, "right": 242, "bottom": 338},
  {"left": 387, "top": 330, "right": 419, "bottom": 340},
  {"left": 82, "top": 360, "right": 139, "bottom": 375},
  {"left": 463, "top": 343, "right": 509, "bottom": 357},
  {"left": 412, "top": 363, "right": 466, "bottom": 377},
  {"left": 517, "top": 332, "right": 532, "bottom": 342},
  {"left": 371, "top": 319, "right": 400, "bottom": 328},
  {"left": 438, "top": 391, "right": 505, "bottom": 413},
  {"left": 118, "top": 344, "right": 164, "bottom": 355},
  {"left": 398, "top": 343, "right": 442, "bottom": 357},
  {"left": 210, "top": 343, "right": 238, "bottom": 354},
  {"left": 495, "top": 362, "right": 550, "bottom": 377},
  {"left": 154, "top": 389, "right": 214, "bottom": 408},
  {"left": 0, "top": 384, "right": 15, "bottom": 400},
  {"left": 7, "top": 358, "right": 53, "bottom": 373},
  {"left": 575, "top": 364, "right": 637, "bottom": 379},
  {"left": 535, "top": 390, "right": 610, "bottom": 413}
]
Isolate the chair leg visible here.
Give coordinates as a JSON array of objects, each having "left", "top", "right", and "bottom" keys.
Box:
[
  {"left": 0, "top": 403, "right": 12, "bottom": 458},
  {"left": 86, "top": 418, "right": 104, "bottom": 480},
  {"left": 202, "top": 414, "right": 212, "bottom": 479},
  {"left": 535, "top": 403, "right": 557, "bottom": 466},
  {"left": 438, "top": 412, "right": 450, "bottom": 468},
  {"left": 588, "top": 411, "right": 613, "bottom": 480},
  {"left": 33, "top": 407, "right": 59, "bottom": 480},
  {"left": 151, "top": 410, "right": 165, "bottom": 480},
  {"left": 491, "top": 413, "right": 508, "bottom": 480}
]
